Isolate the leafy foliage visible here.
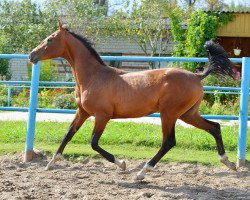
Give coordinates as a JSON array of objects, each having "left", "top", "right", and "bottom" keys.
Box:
[
  {"left": 0, "top": 0, "right": 57, "bottom": 53},
  {"left": 0, "top": 85, "right": 8, "bottom": 106},
  {"left": 0, "top": 34, "right": 11, "bottom": 79},
  {"left": 53, "top": 94, "right": 76, "bottom": 109},
  {"left": 169, "top": 7, "right": 187, "bottom": 57},
  {"left": 0, "top": 59, "right": 10, "bottom": 80},
  {"left": 200, "top": 0, "right": 228, "bottom": 11},
  {"left": 46, "top": 0, "right": 108, "bottom": 41},
  {"left": 0, "top": 0, "right": 57, "bottom": 79},
  {"left": 10, "top": 87, "right": 76, "bottom": 109},
  {"left": 170, "top": 9, "right": 234, "bottom": 72},
  {"left": 104, "top": 0, "right": 175, "bottom": 68}
]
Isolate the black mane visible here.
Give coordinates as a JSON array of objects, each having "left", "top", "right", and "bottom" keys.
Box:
[{"left": 66, "top": 29, "right": 106, "bottom": 66}]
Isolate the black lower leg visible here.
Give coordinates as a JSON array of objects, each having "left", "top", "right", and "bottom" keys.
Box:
[
  {"left": 91, "top": 134, "right": 115, "bottom": 163},
  {"left": 205, "top": 119, "right": 225, "bottom": 156},
  {"left": 56, "top": 124, "right": 79, "bottom": 155},
  {"left": 148, "top": 130, "right": 176, "bottom": 167}
]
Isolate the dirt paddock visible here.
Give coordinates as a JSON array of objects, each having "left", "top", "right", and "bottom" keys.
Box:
[{"left": 0, "top": 154, "right": 249, "bottom": 200}]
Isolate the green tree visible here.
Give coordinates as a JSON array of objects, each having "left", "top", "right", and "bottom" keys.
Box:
[
  {"left": 178, "top": 0, "right": 229, "bottom": 11},
  {"left": 201, "top": 0, "right": 228, "bottom": 11},
  {"left": 170, "top": 9, "right": 233, "bottom": 72},
  {"left": 105, "top": 0, "right": 175, "bottom": 68},
  {"left": 169, "top": 7, "right": 187, "bottom": 57},
  {"left": 0, "top": 0, "right": 57, "bottom": 79},
  {"left": 0, "top": 35, "right": 11, "bottom": 79},
  {"left": 46, "top": 0, "right": 108, "bottom": 40},
  {"left": 0, "top": 0, "right": 57, "bottom": 53}
]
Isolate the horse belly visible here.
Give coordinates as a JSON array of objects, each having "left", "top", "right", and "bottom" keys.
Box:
[
  {"left": 112, "top": 78, "right": 161, "bottom": 118},
  {"left": 113, "top": 98, "right": 158, "bottom": 118}
]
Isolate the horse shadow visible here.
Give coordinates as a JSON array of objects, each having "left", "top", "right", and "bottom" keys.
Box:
[
  {"left": 205, "top": 160, "right": 250, "bottom": 178},
  {"left": 102, "top": 180, "right": 249, "bottom": 199}
]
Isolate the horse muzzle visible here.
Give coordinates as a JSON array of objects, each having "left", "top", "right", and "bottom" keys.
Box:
[{"left": 29, "top": 51, "right": 40, "bottom": 64}]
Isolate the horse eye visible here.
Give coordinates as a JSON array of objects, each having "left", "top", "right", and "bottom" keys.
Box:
[{"left": 47, "top": 38, "right": 52, "bottom": 43}]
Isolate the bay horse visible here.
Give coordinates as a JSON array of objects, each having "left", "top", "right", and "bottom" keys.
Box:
[{"left": 29, "top": 21, "right": 236, "bottom": 180}]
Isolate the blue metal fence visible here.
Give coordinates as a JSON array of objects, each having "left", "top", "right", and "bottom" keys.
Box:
[
  {"left": 0, "top": 54, "right": 249, "bottom": 165},
  {"left": 238, "top": 57, "right": 250, "bottom": 166}
]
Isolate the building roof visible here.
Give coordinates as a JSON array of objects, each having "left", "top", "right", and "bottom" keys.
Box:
[{"left": 206, "top": 10, "right": 250, "bottom": 14}]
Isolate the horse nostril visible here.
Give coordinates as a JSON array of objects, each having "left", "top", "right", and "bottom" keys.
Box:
[
  {"left": 29, "top": 52, "right": 38, "bottom": 63},
  {"left": 28, "top": 53, "right": 33, "bottom": 61}
]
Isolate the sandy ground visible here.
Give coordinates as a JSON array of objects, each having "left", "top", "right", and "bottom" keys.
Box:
[
  {"left": 0, "top": 154, "right": 249, "bottom": 200},
  {"left": 1, "top": 112, "right": 249, "bottom": 199}
]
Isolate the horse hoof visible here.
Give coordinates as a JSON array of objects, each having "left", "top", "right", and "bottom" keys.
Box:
[
  {"left": 120, "top": 160, "right": 126, "bottom": 171},
  {"left": 228, "top": 162, "right": 237, "bottom": 171},
  {"left": 136, "top": 170, "right": 146, "bottom": 180},
  {"left": 45, "top": 164, "right": 53, "bottom": 171},
  {"left": 115, "top": 158, "right": 126, "bottom": 171},
  {"left": 135, "top": 173, "right": 145, "bottom": 180},
  {"left": 221, "top": 156, "right": 237, "bottom": 171}
]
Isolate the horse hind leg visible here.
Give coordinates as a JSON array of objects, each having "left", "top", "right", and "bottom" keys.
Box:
[
  {"left": 45, "top": 108, "right": 89, "bottom": 170},
  {"left": 180, "top": 108, "right": 236, "bottom": 171},
  {"left": 136, "top": 116, "right": 177, "bottom": 180}
]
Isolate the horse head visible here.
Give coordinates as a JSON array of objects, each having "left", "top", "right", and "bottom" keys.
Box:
[{"left": 29, "top": 20, "right": 67, "bottom": 63}]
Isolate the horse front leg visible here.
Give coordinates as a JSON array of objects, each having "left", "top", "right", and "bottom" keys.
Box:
[
  {"left": 45, "top": 108, "right": 89, "bottom": 170},
  {"left": 91, "top": 115, "right": 126, "bottom": 171}
]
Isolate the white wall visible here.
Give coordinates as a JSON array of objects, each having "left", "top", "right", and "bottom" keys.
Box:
[{"left": 10, "top": 58, "right": 29, "bottom": 81}]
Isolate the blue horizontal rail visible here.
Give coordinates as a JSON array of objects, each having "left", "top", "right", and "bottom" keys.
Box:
[
  {"left": 0, "top": 81, "right": 76, "bottom": 86},
  {"left": 0, "top": 107, "right": 29, "bottom": 112},
  {"left": 0, "top": 54, "right": 29, "bottom": 59},
  {"left": 101, "top": 56, "right": 243, "bottom": 63}
]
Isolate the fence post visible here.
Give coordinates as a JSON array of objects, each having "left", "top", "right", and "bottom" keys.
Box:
[
  {"left": 7, "top": 86, "right": 11, "bottom": 107},
  {"left": 237, "top": 57, "right": 250, "bottom": 167},
  {"left": 24, "top": 62, "right": 40, "bottom": 162}
]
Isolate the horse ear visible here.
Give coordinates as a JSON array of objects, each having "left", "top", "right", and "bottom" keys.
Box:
[{"left": 58, "top": 20, "right": 63, "bottom": 30}]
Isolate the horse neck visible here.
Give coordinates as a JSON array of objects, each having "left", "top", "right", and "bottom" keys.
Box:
[{"left": 62, "top": 33, "right": 105, "bottom": 87}]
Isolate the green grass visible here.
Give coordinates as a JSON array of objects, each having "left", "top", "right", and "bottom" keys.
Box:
[
  {"left": 0, "top": 143, "right": 241, "bottom": 166},
  {"left": 0, "top": 120, "right": 249, "bottom": 165}
]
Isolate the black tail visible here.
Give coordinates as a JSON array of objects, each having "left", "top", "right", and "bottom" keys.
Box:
[{"left": 197, "top": 41, "right": 235, "bottom": 80}]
